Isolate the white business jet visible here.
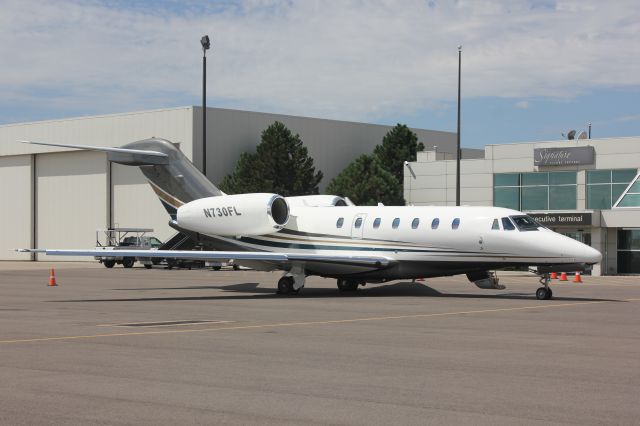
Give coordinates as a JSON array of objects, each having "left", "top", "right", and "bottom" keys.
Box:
[{"left": 19, "top": 139, "right": 601, "bottom": 300}]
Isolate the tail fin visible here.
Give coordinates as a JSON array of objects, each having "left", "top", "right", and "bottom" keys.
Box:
[{"left": 22, "top": 138, "right": 222, "bottom": 219}]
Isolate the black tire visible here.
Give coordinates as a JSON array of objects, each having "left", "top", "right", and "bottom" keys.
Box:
[
  {"left": 103, "top": 259, "right": 116, "bottom": 269},
  {"left": 144, "top": 264, "right": 152, "bottom": 269},
  {"left": 233, "top": 264, "right": 240, "bottom": 271},
  {"left": 122, "top": 257, "right": 135, "bottom": 268},
  {"left": 536, "top": 287, "right": 548, "bottom": 300},
  {"left": 545, "top": 288, "right": 553, "bottom": 300},
  {"left": 337, "top": 279, "right": 358, "bottom": 292},
  {"left": 277, "top": 276, "right": 294, "bottom": 294},
  {"left": 213, "top": 266, "right": 221, "bottom": 271}
]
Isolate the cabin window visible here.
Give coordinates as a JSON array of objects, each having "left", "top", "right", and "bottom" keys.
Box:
[
  {"left": 501, "top": 217, "right": 516, "bottom": 231},
  {"left": 373, "top": 218, "right": 381, "bottom": 229},
  {"left": 411, "top": 218, "right": 420, "bottom": 229},
  {"left": 392, "top": 218, "right": 400, "bottom": 229},
  {"left": 491, "top": 219, "right": 500, "bottom": 230},
  {"left": 431, "top": 218, "right": 440, "bottom": 229},
  {"left": 452, "top": 218, "right": 460, "bottom": 229},
  {"left": 354, "top": 217, "right": 363, "bottom": 228},
  {"left": 336, "top": 217, "right": 344, "bottom": 228}
]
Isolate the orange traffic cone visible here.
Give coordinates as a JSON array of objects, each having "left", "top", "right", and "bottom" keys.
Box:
[
  {"left": 48, "top": 268, "right": 57, "bottom": 286},
  {"left": 550, "top": 272, "right": 557, "bottom": 279},
  {"left": 573, "top": 271, "right": 583, "bottom": 283},
  {"left": 559, "top": 272, "right": 568, "bottom": 281}
]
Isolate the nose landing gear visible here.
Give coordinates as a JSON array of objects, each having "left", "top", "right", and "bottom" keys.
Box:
[{"left": 535, "top": 273, "right": 553, "bottom": 300}]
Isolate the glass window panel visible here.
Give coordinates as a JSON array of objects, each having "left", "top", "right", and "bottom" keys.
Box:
[
  {"left": 373, "top": 218, "right": 381, "bottom": 229},
  {"left": 431, "top": 218, "right": 440, "bottom": 229},
  {"left": 620, "top": 230, "right": 640, "bottom": 250},
  {"left": 392, "top": 218, "right": 400, "bottom": 229},
  {"left": 502, "top": 217, "right": 515, "bottom": 230},
  {"left": 354, "top": 218, "right": 362, "bottom": 228},
  {"left": 522, "top": 172, "right": 548, "bottom": 186},
  {"left": 618, "top": 194, "right": 640, "bottom": 207},
  {"left": 494, "top": 173, "right": 519, "bottom": 186},
  {"left": 491, "top": 219, "right": 500, "bottom": 230},
  {"left": 411, "top": 218, "right": 420, "bottom": 229},
  {"left": 549, "top": 186, "right": 577, "bottom": 210},
  {"left": 612, "top": 184, "right": 628, "bottom": 206},
  {"left": 587, "top": 170, "right": 611, "bottom": 184},
  {"left": 521, "top": 186, "right": 548, "bottom": 210},
  {"left": 628, "top": 180, "right": 640, "bottom": 193},
  {"left": 612, "top": 169, "right": 637, "bottom": 183},
  {"left": 336, "top": 217, "right": 344, "bottom": 228},
  {"left": 494, "top": 187, "right": 520, "bottom": 210},
  {"left": 549, "top": 171, "right": 576, "bottom": 185},
  {"left": 587, "top": 185, "right": 611, "bottom": 209},
  {"left": 618, "top": 252, "right": 640, "bottom": 274},
  {"left": 452, "top": 218, "right": 460, "bottom": 229}
]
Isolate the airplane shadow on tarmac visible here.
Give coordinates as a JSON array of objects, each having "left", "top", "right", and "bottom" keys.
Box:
[{"left": 52, "top": 281, "right": 619, "bottom": 303}]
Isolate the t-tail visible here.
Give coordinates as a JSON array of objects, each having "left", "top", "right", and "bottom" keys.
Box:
[{"left": 22, "top": 138, "right": 223, "bottom": 219}]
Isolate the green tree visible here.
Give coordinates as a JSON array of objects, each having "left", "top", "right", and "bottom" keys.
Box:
[
  {"left": 325, "top": 155, "right": 404, "bottom": 206},
  {"left": 373, "top": 124, "right": 424, "bottom": 182},
  {"left": 219, "top": 121, "right": 323, "bottom": 196}
]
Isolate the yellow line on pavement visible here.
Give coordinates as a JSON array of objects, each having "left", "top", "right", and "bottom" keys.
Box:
[{"left": 0, "top": 299, "right": 633, "bottom": 345}]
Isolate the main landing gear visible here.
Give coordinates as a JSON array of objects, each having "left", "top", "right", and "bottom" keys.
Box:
[
  {"left": 277, "top": 265, "right": 306, "bottom": 295},
  {"left": 535, "top": 273, "right": 553, "bottom": 300},
  {"left": 336, "top": 279, "right": 360, "bottom": 292}
]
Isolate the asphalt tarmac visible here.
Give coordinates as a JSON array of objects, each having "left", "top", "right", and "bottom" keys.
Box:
[{"left": 1, "top": 261, "right": 639, "bottom": 425}]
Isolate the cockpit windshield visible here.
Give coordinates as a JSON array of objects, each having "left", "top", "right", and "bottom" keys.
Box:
[{"left": 510, "top": 215, "right": 542, "bottom": 231}]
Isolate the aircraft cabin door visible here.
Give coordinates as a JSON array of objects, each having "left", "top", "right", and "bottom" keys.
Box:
[{"left": 351, "top": 214, "right": 367, "bottom": 239}]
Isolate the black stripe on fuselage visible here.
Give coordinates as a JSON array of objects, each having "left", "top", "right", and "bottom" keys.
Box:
[{"left": 236, "top": 235, "right": 547, "bottom": 259}]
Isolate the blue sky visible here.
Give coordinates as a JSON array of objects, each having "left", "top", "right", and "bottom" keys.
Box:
[{"left": 1, "top": 0, "right": 639, "bottom": 148}]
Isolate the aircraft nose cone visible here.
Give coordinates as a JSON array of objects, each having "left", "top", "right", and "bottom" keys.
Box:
[{"left": 583, "top": 245, "right": 602, "bottom": 264}]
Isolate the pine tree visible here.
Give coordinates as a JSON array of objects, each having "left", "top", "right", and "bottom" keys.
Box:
[
  {"left": 219, "top": 121, "right": 323, "bottom": 196},
  {"left": 325, "top": 155, "right": 404, "bottom": 206},
  {"left": 373, "top": 124, "right": 424, "bottom": 182}
]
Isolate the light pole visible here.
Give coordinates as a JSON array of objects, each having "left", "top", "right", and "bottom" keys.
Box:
[
  {"left": 201, "top": 35, "right": 211, "bottom": 176},
  {"left": 404, "top": 161, "right": 416, "bottom": 206},
  {"left": 456, "top": 45, "right": 462, "bottom": 206}
]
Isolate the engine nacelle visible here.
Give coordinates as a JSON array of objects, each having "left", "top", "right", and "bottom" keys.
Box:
[{"left": 176, "top": 193, "right": 289, "bottom": 236}]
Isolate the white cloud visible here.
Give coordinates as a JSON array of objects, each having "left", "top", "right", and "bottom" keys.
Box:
[
  {"left": 1, "top": 0, "right": 639, "bottom": 122},
  {"left": 515, "top": 100, "right": 529, "bottom": 109}
]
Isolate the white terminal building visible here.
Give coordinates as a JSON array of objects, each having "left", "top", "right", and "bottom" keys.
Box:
[
  {"left": 0, "top": 106, "right": 458, "bottom": 261},
  {"left": 404, "top": 137, "right": 640, "bottom": 276}
]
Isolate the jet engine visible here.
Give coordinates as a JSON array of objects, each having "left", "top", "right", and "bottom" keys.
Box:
[{"left": 176, "top": 193, "right": 289, "bottom": 236}]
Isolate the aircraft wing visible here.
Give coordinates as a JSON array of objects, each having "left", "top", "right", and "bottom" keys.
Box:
[{"left": 16, "top": 249, "right": 395, "bottom": 271}]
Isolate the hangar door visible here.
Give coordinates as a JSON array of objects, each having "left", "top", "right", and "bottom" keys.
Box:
[
  {"left": 0, "top": 155, "right": 33, "bottom": 260},
  {"left": 111, "top": 163, "right": 175, "bottom": 243},
  {"left": 36, "top": 151, "right": 108, "bottom": 261}
]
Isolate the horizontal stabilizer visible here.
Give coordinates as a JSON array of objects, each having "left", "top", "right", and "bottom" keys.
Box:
[{"left": 21, "top": 140, "right": 169, "bottom": 165}]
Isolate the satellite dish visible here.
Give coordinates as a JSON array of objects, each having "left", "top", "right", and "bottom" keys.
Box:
[
  {"left": 567, "top": 130, "right": 576, "bottom": 140},
  {"left": 577, "top": 131, "right": 588, "bottom": 139}
]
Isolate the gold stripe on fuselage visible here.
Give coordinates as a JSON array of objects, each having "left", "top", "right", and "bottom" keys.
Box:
[{"left": 149, "top": 181, "right": 185, "bottom": 209}]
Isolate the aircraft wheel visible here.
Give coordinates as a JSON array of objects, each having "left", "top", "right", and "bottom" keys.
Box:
[
  {"left": 103, "top": 259, "right": 115, "bottom": 268},
  {"left": 337, "top": 279, "right": 358, "bottom": 292},
  {"left": 122, "top": 257, "right": 135, "bottom": 268},
  {"left": 277, "top": 276, "right": 295, "bottom": 294},
  {"left": 144, "top": 264, "right": 152, "bottom": 270},
  {"left": 536, "top": 287, "right": 551, "bottom": 300}
]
